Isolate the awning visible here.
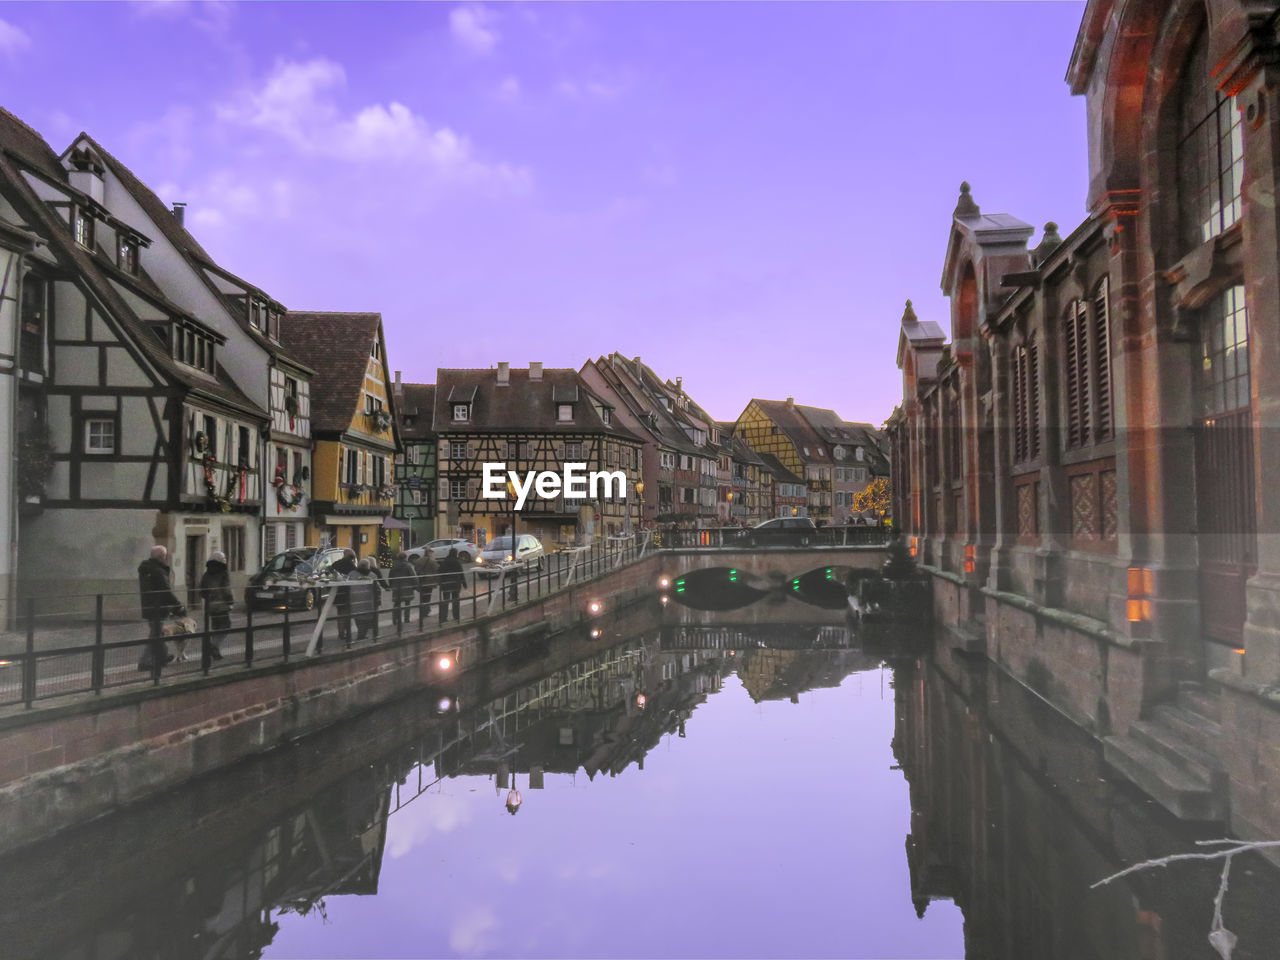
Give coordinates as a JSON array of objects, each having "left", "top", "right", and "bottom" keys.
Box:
[{"left": 382, "top": 516, "right": 410, "bottom": 530}]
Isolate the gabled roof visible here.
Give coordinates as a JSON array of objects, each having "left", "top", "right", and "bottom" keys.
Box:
[
  {"left": 282, "top": 311, "right": 386, "bottom": 433},
  {"left": 896, "top": 299, "right": 946, "bottom": 370},
  {"left": 591, "top": 354, "right": 703, "bottom": 455},
  {"left": 757, "top": 453, "right": 804, "bottom": 486},
  {"left": 396, "top": 384, "right": 436, "bottom": 441},
  {"left": 745, "top": 399, "right": 832, "bottom": 464},
  {"left": 433, "top": 366, "right": 642, "bottom": 442},
  {"left": 940, "top": 182, "right": 1034, "bottom": 296},
  {"left": 72, "top": 132, "right": 312, "bottom": 374},
  {"left": 0, "top": 107, "right": 265, "bottom": 420}
]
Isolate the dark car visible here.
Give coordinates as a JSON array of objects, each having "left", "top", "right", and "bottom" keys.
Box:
[
  {"left": 742, "top": 517, "right": 818, "bottom": 546},
  {"left": 245, "top": 547, "right": 346, "bottom": 611}
]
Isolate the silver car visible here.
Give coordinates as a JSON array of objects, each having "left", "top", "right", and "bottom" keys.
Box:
[
  {"left": 409, "top": 538, "right": 478, "bottom": 563},
  {"left": 475, "top": 534, "right": 544, "bottom": 577}
]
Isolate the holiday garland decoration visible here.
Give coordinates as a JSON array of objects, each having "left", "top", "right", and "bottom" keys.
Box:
[{"left": 274, "top": 463, "right": 304, "bottom": 511}]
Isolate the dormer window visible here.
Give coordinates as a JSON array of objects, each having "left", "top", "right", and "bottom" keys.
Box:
[
  {"left": 371, "top": 338, "right": 381, "bottom": 360},
  {"left": 856, "top": 446, "right": 864, "bottom": 461},
  {"left": 817, "top": 447, "right": 825, "bottom": 456},
  {"left": 557, "top": 404, "right": 574, "bottom": 422},
  {"left": 118, "top": 236, "right": 139, "bottom": 274},
  {"left": 453, "top": 403, "right": 471, "bottom": 421},
  {"left": 174, "top": 324, "right": 216, "bottom": 374},
  {"left": 73, "top": 207, "right": 94, "bottom": 249},
  {"left": 249, "top": 300, "right": 262, "bottom": 330},
  {"left": 267, "top": 310, "right": 280, "bottom": 341},
  {"left": 601, "top": 408, "right": 612, "bottom": 425}
]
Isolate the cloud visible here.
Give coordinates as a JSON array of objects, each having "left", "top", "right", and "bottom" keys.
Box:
[
  {"left": 450, "top": 905, "right": 499, "bottom": 956},
  {"left": 495, "top": 75, "right": 521, "bottom": 103},
  {"left": 217, "top": 58, "right": 532, "bottom": 192},
  {"left": 0, "top": 18, "right": 31, "bottom": 59},
  {"left": 555, "top": 78, "right": 624, "bottom": 102},
  {"left": 450, "top": 5, "right": 498, "bottom": 55}
]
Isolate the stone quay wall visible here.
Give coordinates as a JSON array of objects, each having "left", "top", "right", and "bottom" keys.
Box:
[{"left": 0, "top": 555, "right": 662, "bottom": 855}]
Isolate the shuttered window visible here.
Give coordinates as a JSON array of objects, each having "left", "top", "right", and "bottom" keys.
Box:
[
  {"left": 1064, "top": 294, "right": 1112, "bottom": 449},
  {"left": 1011, "top": 341, "right": 1040, "bottom": 463}
]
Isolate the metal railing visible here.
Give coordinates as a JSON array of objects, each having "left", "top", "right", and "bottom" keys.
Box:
[
  {"left": 657, "top": 524, "right": 891, "bottom": 549},
  {"left": 0, "top": 533, "right": 653, "bottom": 711}
]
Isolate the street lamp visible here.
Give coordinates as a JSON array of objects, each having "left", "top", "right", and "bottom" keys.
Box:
[{"left": 634, "top": 480, "right": 645, "bottom": 529}]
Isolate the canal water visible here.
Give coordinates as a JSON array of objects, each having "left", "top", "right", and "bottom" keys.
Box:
[{"left": 3, "top": 578, "right": 1280, "bottom": 958}]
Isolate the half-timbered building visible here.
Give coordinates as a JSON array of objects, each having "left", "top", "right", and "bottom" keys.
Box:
[
  {"left": 0, "top": 108, "right": 271, "bottom": 613},
  {"left": 282, "top": 312, "right": 399, "bottom": 559},
  {"left": 734, "top": 398, "right": 836, "bottom": 523},
  {"left": 65, "top": 133, "right": 317, "bottom": 572},
  {"left": 391, "top": 377, "right": 437, "bottom": 547},
  {"left": 580, "top": 353, "right": 705, "bottom": 528},
  {"left": 434, "top": 363, "right": 643, "bottom": 547}
]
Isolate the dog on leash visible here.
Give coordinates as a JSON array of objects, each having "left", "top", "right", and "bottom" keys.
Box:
[{"left": 163, "top": 615, "right": 200, "bottom": 662}]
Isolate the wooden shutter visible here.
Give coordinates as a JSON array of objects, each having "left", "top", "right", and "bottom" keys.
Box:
[
  {"left": 1094, "top": 279, "right": 1113, "bottom": 441},
  {"left": 1028, "top": 340, "right": 1041, "bottom": 459},
  {"left": 1012, "top": 345, "right": 1028, "bottom": 463},
  {"left": 1065, "top": 300, "right": 1091, "bottom": 449}
]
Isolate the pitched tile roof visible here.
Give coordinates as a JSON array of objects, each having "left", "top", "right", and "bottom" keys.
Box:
[
  {"left": 396, "top": 383, "right": 436, "bottom": 441},
  {"left": 0, "top": 109, "right": 265, "bottom": 420},
  {"left": 281, "top": 312, "right": 385, "bottom": 434},
  {"left": 434, "top": 366, "right": 642, "bottom": 442},
  {"left": 757, "top": 453, "right": 804, "bottom": 486},
  {"left": 73, "top": 132, "right": 313, "bottom": 374},
  {"left": 747, "top": 399, "right": 833, "bottom": 463}
]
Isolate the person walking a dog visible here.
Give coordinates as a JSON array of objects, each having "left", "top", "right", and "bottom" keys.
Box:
[{"left": 137, "top": 545, "right": 184, "bottom": 671}]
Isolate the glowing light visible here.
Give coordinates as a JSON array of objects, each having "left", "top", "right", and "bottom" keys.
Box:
[
  {"left": 588, "top": 600, "right": 602, "bottom": 615},
  {"left": 590, "top": 628, "right": 602, "bottom": 639},
  {"left": 475, "top": 556, "right": 484, "bottom": 564},
  {"left": 660, "top": 595, "right": 669, "bottom": 605},
  {"left": 0, "top": 660, "right": 10, "bottom": 667},
  {"left": 636, "top": 694, "right": 647, "bottom": 708},
  {"left": 1234, "top": 648, "right": 1247, "bottom": 655},
  {"left": 658, "top": 577, "right": 670, "bottom": 588},
  {"left": 437, "top": 697, "right": 453, "bottom": 712},
  {"left": 436, "top": 654, "right": 455, "bottom": 671}
]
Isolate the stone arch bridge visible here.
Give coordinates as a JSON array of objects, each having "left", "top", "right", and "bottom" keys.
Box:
[{"left": 656, "top": 545, "right": 890, "bottom": 589}]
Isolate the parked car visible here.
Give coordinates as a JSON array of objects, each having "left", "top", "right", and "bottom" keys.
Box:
[
  {"left": 740, "top": 517, "right": 818, "bottom": 546},
  {"left": 409, "top": 538, "right": 479, "bottom": 564},
  {"left": 245, "top": 547, "right": 347, "bottom": 611},
  {"left": 474, "top": 534, "right": 545, "bottom": 577}
]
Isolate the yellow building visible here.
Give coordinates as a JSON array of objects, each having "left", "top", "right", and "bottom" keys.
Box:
[{"left": 282, "top": 312, "right": 400, "bottom": 559}]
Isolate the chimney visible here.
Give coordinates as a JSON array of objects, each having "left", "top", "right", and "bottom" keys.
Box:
[
  {"left": 394, "top": 370, "right": 403, "bottom": 396},
  {"left": 172, "top": 201, "right": 187, "bottom": 226},
  {"left": 497, "top": 361, "right": 510, "bottom": 386},
  {"left": 529, "top": 361, "right": 543, "bottom": 381},
  {"left": 786, "top": 397, "right": 794, "bottom": 406},
  {"left": 675, "top": 376, "right": 683, "bottom": 393}
]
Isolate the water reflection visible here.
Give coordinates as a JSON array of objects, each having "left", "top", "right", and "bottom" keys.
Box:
[{"left": 2, "top": 590, "right": 1279, "bottom": 958}]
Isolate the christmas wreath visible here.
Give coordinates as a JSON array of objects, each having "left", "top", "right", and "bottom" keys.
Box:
[
  {"left": 274, "top": 464, "right": 303, "bottom": 510},
  {"left": 192, "top": 430, "right": 210, "bottom": 457}
]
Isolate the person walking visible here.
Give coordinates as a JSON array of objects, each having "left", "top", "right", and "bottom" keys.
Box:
[
  {"left": 137, "top": 545, "right": 183, "bottom": 671},
  {"left": 389, "top": 551, "right": 418, "bottom": 635},
  {"left": 410, "top": 548, "right": 437, "bottom": 622},
  {"left": 438, "top": 547, "right": 464, "bottom": 624},
  {"left": 330, "top": 548, "right": 357, "bottom": 645},
  {"left": 348, "top": 559, "right": 380, "bottom": 642},
  {"left": 198, "top": 550, "right": 232, "bottom": 660}
]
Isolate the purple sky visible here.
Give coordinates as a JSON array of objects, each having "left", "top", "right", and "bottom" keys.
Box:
[{"left": 0, "top": 1, "right": 1087, "bottom": 425}]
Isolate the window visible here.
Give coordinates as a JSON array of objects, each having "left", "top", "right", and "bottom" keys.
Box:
[
  {"left": 365, "top": 395, "right": 383, "bottom": 415},
  {"left": 345, "top": 448, "right": 359, "bottom": 485},
  {"left": 284, "top": 523, "right": 298, "bottom": 549},
  {"left": 565, "top": 441, "right": 585, "bottom": 460},
  {"left": 408, "top": 445, "right": 419, "bottom": 465},
  {"left": 411, "top": 489, "right": 421, "bottom": 505},
  {"left": 450, "top": 479, "right": 467, "bottom": 500},
  {"left": 601, "top": 408, "right": 612, "bottom": 425},
  {"left": 452, "top": 403, "right": 470, "bottom": 421},
  {"left": 557, "top": 404, "right": 574, "bottom": 422},
  {"left": 249, "top": 300, "right": 262, "bottom": 330},
  {"left": 19, "top": 274, "right": 45, "bottom": 373},
  {"left": 373, "top": 455, "right": 386, "bottom": 489},
  {"left": 1178, "top": 27, "right": 1243, "bottom": 250},
  {"left": 450, "top": 440, "right": 468, "bottom": 461},
  {"left": 854, "top": 467, "right": 868, "bottom": 483},
  {"left": 371, "top": 338, "right": 381, "bottom": 360},
  {"left": 267, "top": 311, "right": 280, "bottom": 341},
  {"left": 223, "top": 527, "right": 245, "bottom": 572},
  {"left": 1063, "top": 293, "right": 1112, "bottom": 449},
  {"left": 118, "top": 236, "right": 138, "bottom": 274},
  {"left": 856, "top": 447, "right": 864, "bottom": 461},
  {"left": 1011, "top": 340, "right": 1041, "bottom": 463},
  {"left": 238, "top": 426, "right": 250, "bottom": 467},
  {"left": 85, "top": 417, "right": 115, "bottom": 454},
  {"left": 263, "top": 524, "right": 278, "bottom": 560},
  {"left": 1201, "top": 286, "right": 1250, "bottom": 417},
  {"left": 73, "top": 208, "right": 94, "bottom": 248},
  {"left": 203, "top": 415, "right": 218, "bottom": 458}
]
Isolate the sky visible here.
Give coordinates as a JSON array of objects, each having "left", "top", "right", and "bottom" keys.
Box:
[{"left": 0, "top": 1, "right": 1089, "bottom": 425}]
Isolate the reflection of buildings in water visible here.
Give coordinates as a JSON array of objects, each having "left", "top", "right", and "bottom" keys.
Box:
[
  {"left": 893, "top": 651, "right": 1280, "bottom": 960},
  {"left": 738, "top": 647, "right": 877, "bottom": 704}
]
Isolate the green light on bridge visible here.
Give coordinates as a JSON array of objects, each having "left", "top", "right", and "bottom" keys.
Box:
[{"left": 728, "top": 568, "right": 738, "bottom": 582}]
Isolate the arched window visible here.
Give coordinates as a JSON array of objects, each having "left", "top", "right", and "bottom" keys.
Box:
[{"left": 1177, "top": 26, "right": 1243, "bottom": 250}]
